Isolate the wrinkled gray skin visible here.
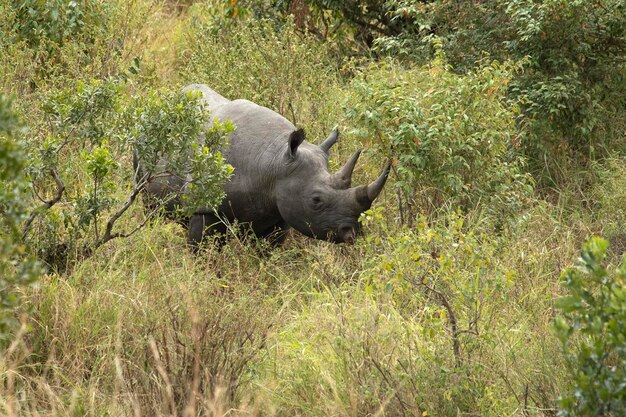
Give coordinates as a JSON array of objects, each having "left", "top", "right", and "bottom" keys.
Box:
[{"left": 139, "top": 84, "right": 390, "bottom": 248}]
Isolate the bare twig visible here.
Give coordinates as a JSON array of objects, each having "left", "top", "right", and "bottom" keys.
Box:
[
  {"left": 21, "top": 99, "right": 93, "bottom": 240},
  {"left": 99, "top": 182, "right": 144, "bottom": 245},
  {"left": 369, "top": 356, "right": 410, "bottom": 417},
  {"left": 183, "top": 310, "right": 202, "bottom": 417},
  {"left": 405, "top": 273, "right": 463, "bottom": 366},
  {"left": 93, "top": 176, "right": 100, "bottom": 244},
  {"left": 54, "top": 103, "right": 91, "bottom": 155},
  {"left": 32, "top": 186, "right": 48, "bottom": 204},
  {"left": 422, "top": 282, "right": 462, "bottom": 366},
  {"left": 149, "top": 337, "right": 177, "bottom": 417},
  {"left": 84, "top": 177, "right": 178, "bottom": 257},
  {"left": 523, "top": 383, "right": 530, "bottom": 416},
  {"left": 22, "top": 169, "right": 65, "bottom": 240},
  {"left": 89, "top": 178, "right": 148, "bottom": 249}
]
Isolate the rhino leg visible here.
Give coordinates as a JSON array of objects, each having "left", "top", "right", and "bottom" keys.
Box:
[
  {"left": 257, "top": 220, "right": 290, "bottom": 247},
  {"left": 188, "top": 213, "right": 226, "bottom": 251}
]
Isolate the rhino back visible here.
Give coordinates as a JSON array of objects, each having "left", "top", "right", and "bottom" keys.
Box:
[
  {"left": 209, "top": 99, "right": 295, "bottom": 228},
  {"left": 183, "top": 84, "right": 230, "bottom": 110}
]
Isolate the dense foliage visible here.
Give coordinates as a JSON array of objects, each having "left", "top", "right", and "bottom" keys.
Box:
[
  {"left": 284, "top": 0, "right": 626, "bottom": 182},
  {"left": 0, "top": 94, "right": 40, "bottom": 344},
  {"left": 346, "top": 53, "right": 532, "bottom": 220},
  {"left": 23, "top": 79, "right": 232, "bottom": 269},
  {"left": 555, "top": 237, "right": 626, "bottom": 416},
  {"left": 181, "top": 9, "right": 342, "bottom": 139},
  {"left": 0, "top": 0, "right": 624, "bottom": 416}
]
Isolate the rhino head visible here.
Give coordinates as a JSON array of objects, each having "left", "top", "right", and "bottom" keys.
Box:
[{"left": 275, "top": 127, "right": 390, "bottom": 244}]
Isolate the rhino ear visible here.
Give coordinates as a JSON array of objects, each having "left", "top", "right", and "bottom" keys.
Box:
[{"left": 287, "top": 128, "right": 305, "bottom": 159}]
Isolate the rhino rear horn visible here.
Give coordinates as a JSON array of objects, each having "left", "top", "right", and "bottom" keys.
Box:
[
  {"left": 332, "top": 149, "right": 361, "bottom": 189},
  {"left": 319, "top": 126, "right": 339, "bottom": 154}
]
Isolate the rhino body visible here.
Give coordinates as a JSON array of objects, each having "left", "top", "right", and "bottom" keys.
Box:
[{"left": 139, "top": 84, "right": 390, "bottom": 247}]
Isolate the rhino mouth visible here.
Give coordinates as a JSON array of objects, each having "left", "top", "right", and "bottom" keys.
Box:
[
  {"left": 298, "top": 223, "right": 358, "bottom": 244},
  {"left": 325, "top": 225, "right": 358, "bottom": 245}
]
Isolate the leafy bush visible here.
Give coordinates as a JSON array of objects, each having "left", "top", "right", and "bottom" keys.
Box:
[
  {"left": 6, "top": 0, "right": 109, "bottom": 76},
  {"left": 10, "top": 0, "right": 107, "bottom": 53},
  {"left": 0, "top": 94, "right": 40, "bottom": 345},
  {"left": 504, "top": 0, "right": 626, "bottom": 146},
  {"left": 380, "top": 1, "right": 626, "bottom": 179},
  {"left": 555, "top": 237, "right": 626, "bottom": 416},
  {"left": 1, "top": 0, "right": 164, "bottom": 89},
  {"left": 345, "top": 53, "right": 532, "bottom": 221},
  {"left": 130, "top": 88, "right": 235, "bottom": 217},
  {"left": 23, "top": 79, "right": 233, "bottom": 269},
  {"left": 291, "top": 0, "right": 417, "bottom": 47},
  {"left": 314, "top": 0, "right": 625, "bottom": 186}
]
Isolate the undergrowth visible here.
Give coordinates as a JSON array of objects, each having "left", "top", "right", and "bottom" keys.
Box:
[{"left": 1, "top": 1, "right": 624, "bottom": 416}]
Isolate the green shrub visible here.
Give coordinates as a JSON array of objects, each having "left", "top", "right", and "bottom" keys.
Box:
[
  {"left": 10, "top": 0, "right": 107, "bottom": 53},
  {"left": 1, "top": 0, "right": 163, "bottom": 90},
  {"left": 377, "top": 0, "right": 626, "bottom": 182},
  {"left": 6, "top": 0, "right": 109, "bottom": 77},
  {"left": 554, "top": 237, "right": 626, "bottom": 416},
  {"left": 345, "top": 53, "right": 532, "bottom": 222},
  {"left": 23, "top": 79, "right": 232, "bottom": 269},
  {"left": 129, "top": 88, "right": 234, "bottom": 217},
  {"left": 504, "top": 0, "right": 626, "bottom": 147},
  {"left": 0, "top": 94, "right": 40, "bottom": 345}
]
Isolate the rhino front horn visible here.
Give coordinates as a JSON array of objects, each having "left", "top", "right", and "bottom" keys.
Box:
[
  {"left": 366, "top": 161, "right": 392, "bottom": 201},
  {"left": 319, "top": 126, "right": 339, "bottom": 154},
  {"left": 332, "top": 149, "right": 362, "bottom": 189}
]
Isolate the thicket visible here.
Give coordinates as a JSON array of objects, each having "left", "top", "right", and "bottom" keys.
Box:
[
  {"left": 21, "top": 79, "right": 232, "bottom": 271},
  {"left": 555, "top": 237, "right": 626, "bottom": 416},
  {"left": 0, "top": 94, "right": 40, "bottom": 344},
  {"left": 0, "top": 0, "right": 624, "bottom": 416},
  {"left": 345, "top": 54, "right": 532, "bottom": 222},
  {"left": 180, "top": 5, "right": 343, "bottom": 140},
  {"left": 286, "top": 0, "right": 626, "bottom": 183}
]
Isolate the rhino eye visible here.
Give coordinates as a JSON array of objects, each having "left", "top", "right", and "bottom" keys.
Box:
[{"left": 312, "top": 196, "right": 323, "bottom": 209}]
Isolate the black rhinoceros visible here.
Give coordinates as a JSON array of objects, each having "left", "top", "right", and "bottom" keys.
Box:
[{"left": 138, "top": 84, "right": 390, "bottom": 247}]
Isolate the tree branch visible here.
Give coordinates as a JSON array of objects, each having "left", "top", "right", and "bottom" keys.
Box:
[
  {"left": 86, "top": 176, "right": 177, "bottom": 256},
  {"left": 22, "top": 169, "right": 65, "bottom": 240},
  {"left": 369, "top": 355, "right": 411, "bottom": 416},
  {"left": 92, "top": 175, "right": 150, "bottom": 251},
  {"left": 405, "top": 273, "right": 463, "bottom": 367},
  {"left": 21, "top": 98, "right": 93, "bottom": 240}
]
